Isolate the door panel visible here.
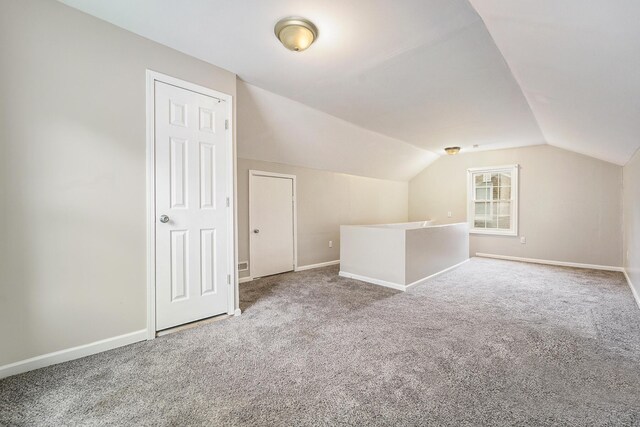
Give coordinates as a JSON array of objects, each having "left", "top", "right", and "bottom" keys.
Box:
[
  {"left": 155, "top": 81, "right": 229, "bottom": 331},
  {"left": 170, "top": 230, "right": 189, "bottom": 301},
  {"left": 250, "top": 174, "right": 295, "bottom": 278},
  {"left": 200, "top": 228, "right": 217, "bottom": 295},
  {"left": 170, "top": 138, "right": 188, "bottom": 208},
  {"left": 199, "top": 143, "right": 216, "bottom": 209}
]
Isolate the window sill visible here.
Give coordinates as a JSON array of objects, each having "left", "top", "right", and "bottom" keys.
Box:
[{"left": 470, "top": 229, "right": 517, "bottom": 237}]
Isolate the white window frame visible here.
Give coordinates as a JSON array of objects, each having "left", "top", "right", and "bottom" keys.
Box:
[{"left": 467, "top": 164, "right": 519, "bottom": 236}]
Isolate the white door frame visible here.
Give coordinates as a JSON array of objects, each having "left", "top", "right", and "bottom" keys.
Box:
[
  {"left": 146, "top": 70, "right": 235, "bottom": 340},
  {"left": 248, "top": 170, "right": 298, "bottom": 279}
]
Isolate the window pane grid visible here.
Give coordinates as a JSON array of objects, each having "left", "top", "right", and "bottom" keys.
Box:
[{"left": 469, "top": 167, "right": 517, "bottom": 234}]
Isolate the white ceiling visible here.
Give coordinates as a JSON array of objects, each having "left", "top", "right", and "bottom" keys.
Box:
[
  {"left": 470, "top": 0, "right": 640, "bottom": 165},
  {"left": 59, "top": 0, "right": 640, "bottom": 173},
  {"left": 236, "top": 81, "right": 436, "bottom": 181}
]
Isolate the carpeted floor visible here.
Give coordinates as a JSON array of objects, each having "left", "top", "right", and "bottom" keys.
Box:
[{"left": 1, "top": 258, "right": 640, "bottom": 426}]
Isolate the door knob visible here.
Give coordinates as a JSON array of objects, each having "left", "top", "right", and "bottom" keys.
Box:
[
  {"left": 160, "top": 215, "right": 170, "bottom": 223},
  {"left": 253, "top": 229, "right": 260, "bottom": 234}
]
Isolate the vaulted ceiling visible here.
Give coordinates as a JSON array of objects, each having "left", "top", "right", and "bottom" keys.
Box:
[
  {"left": 470, "top": 0, "right": 640, "bottom": 165},
  {"left": 59, "top": 0, "right": 640, "bottom": 178}
]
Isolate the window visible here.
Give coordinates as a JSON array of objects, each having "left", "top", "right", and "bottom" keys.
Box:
[{"left": 467, "top": 164, "right": 518, "bottom": 236}]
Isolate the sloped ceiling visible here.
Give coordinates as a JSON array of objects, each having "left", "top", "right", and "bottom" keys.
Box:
[
  {"left": 469, "top": 0, "right": 640, "bottom": 165},
  {"left": 237, "top": 81, "right": 437, "bottom": 181},
  {"left": 58, "top": 0, "right": 640, "bottom": 179}
]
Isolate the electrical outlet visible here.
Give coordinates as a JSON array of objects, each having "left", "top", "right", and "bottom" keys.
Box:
[
  {"left": 329, "top": 240, "right": 333, "bottom": 248},
  {"left": 520, "top": 236, "right": 526, "bottom": 244},
  {"left": 447, "top": 211, "right": 452, "bottom": 218}
]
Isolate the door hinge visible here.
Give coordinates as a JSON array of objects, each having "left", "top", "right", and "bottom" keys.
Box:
[
  {"left": 227, "top": 274, "right": 231, "bottom": 285},
  {"left": 225, "top": 119, "right": 229, "bottom": 130},
  {"left": 226, "top": 197, "right": 230, "bottom": 207}
]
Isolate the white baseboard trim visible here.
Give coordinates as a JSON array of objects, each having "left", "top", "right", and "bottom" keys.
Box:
[
  {"left": 240, "top": 261, "right": 340, "bottom": 282},
  {"left": 623, "top": 270, "right": 640, "bottom": 310},
  {"left": 0, "top": 329, "right": 147, "bottom": 380},
  {"left": 338, "top": 271, "right": 407, "bottom": 291},
  {"left": 234, "top": 308, "right": 242, "bottom": 316},
  {"left": 339, "top": 258, "right": 470, "bottom": 292},
  {"left": 405, "top": 258, "right": 470, "bottom": 289},
  {"left": 295, "top": 260, "right": 340, "bottom": 272},
  {"left": 475, "top": 253, "right": 624, "bottom": 272}
]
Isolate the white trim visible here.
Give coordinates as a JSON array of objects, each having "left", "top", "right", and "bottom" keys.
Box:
[
  {"left": 338, "top": 271, "right": 407, "bottom": 291},
  {"left": 475, "top": 253, "right": 624, "bottom": 272},
  {"left": 0, "top": 330, "right": 147, "bottom": 380},
  {"left": 405, "top": 259, "right": 470, "bottom": 289},
  {"left": 339, "top": 259, "right": 469, "bottom": 292},
  {"left": 469, "top": 229, "right": 518, "bottom": 236},
  {"left": 232, "top": 107, "right": 239, "bottom": 318},
  {"left": 248, "top": 170, "right": 298, "bottom": 276},
  {"left": 623, "top": 270, "right": 640, "bottom": 309},
  {"left": 295, "top": 260, "right": 340, "bottom": 272},
  {"left": 249, "top": 170, "right": 297, "bottom": 180},
  {"left": 146, "top": 70, "right": 236, "bottom": 339},
  {"left": 234, "top": 308, "right": 242, "bottom": 316},
  {"left": 145, "top": 71, "right": 156, "bottom": 340},
  {"left": 240, "top": 260, "right": 340, "bottom": 280},
  {"left": 467, "top": 164, "right": 519, "bottom": 236}
]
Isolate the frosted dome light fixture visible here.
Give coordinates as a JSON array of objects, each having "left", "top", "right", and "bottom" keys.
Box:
[{"left": 274, "top": 17, "right": 318, "bottom": 52}]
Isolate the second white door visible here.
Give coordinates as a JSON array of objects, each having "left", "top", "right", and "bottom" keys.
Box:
[{"left": 250, "top": 172, "right": 295, "bottom": 278}]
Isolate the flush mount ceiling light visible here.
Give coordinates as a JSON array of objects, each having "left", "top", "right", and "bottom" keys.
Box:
[
  {"left": 444, "top": 146, "right": 461, "bottom": 155},
  {"left": 274, "top": 17, "right": 318, "bottom": 52}
]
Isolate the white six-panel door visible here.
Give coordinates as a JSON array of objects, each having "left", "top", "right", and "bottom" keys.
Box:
[
  {"left": 155, "top": 81, "right": 230, "bottom": 331},
  {"left": 250, "top": 172, "right": 295, "bottom": 278}
]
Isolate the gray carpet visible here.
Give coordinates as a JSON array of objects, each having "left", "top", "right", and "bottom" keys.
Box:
[{"left": 1, "top": 258, "right": 640, "bottom": 426}]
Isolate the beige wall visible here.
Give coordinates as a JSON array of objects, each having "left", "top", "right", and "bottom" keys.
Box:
[
  {"left": 623, "top": 149, "right": 640, "bottom": 298},
  {"left": 0, "top": 0, "right": 236, "bottom": 366},
  {"left": 409, "top": 145, "right": 623, "bottom": 267},
  {"left": 237, "top": 158, "right": 408, "bottom": 277}
]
